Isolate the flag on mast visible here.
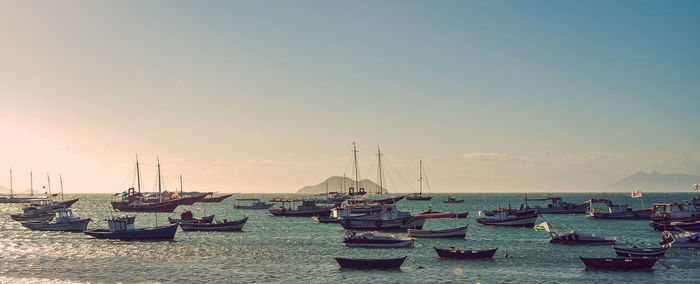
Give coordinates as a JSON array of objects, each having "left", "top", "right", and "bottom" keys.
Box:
[
  {"left": 631, "top": 190, "right": 642, "bottom": 198},
  {"left": 533, "top": 221, "right": 551, "bottom": 232}
]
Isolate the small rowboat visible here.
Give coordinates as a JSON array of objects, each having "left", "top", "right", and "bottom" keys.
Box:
[
  {"left": 179, "top": 217, "right": 248, "bottom": 232},
  {"left": 168, "top": 215, "right": 215, "bottom": 224},
  {"left": 408, "top": 225, "right": 468, "bottom": 238},
  {"left": 579, "top": 256, "right": 657, "bottom": 269},
  {"left": 613, "top": 246, "right": 667, "bottom": 257},
  {"left": 335, "top": 256, "right": 406, "bottom": 269},
  {"left": 434, "top": 247, "right": 498, "bottom": 259}
]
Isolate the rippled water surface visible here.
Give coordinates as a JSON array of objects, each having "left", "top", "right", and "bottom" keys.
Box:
[{"left": 1, "top": 193, "right": 699, "bottom": 283}]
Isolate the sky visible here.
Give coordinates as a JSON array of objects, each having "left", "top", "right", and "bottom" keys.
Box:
[{"left": 1, "top": 0, "right": 699, "bottom": 194}]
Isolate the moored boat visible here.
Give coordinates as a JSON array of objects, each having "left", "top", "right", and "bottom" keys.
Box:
[
  {"left": 10, "top": 205, "right": 56, "bottom": 222},
  {"left": 84, "top": 216, "right": 178, "bottom": 240},
  {"left": 20, "top": 208, "right": 90, "bottom": 231},
  {"left": 343, "top": 231, "right": 414, "bottom": 248},
  {"left": 179, "top": 216, "right": 248, "bottom": 231},
  {"left": 549, "top": 230, "right": 617, "bottom": 245},
  {"left": 168, "top": 210, "right": 215, "bottom": 224},
  {"left": 579, "top": 256, "right": 657, "bottom": 269},
  {"left": 476, "top": 209, "right": 539, "bottom": 227},
  {"left": 443, "top": 197, "right": 464, "bottom": 203},
  {"left": 337, "top": 204, "right": 425, "bottom": 231},
  {"left": 586, "top": 199, "right": 651, "bottom": 219},
  {"left": 434, "top": 247, "right": 498, "bottom": 259},
  {"left": 650, "top": 200, "right": 700, "bottom": 222},
  {"left": 405, "top": 160, "right": 432, "bottom": 201},
  {"left": 335, "top": 256, "right": 406, "bottom": 269},
  {"left": 234, "top": 198, "right": 273, "bottom": 209},
  {"left": 660, "top": 231, "right": 700, "bottom": 248},
  {"left": 199, "top": 193, "right": 234, "bottom": 203},
  {"left": 613, "top": 246, "right": 667, "bottom": 257},
  {"left": 522, "top": 196, "right": 587, "bottom": 214},
  {"left": 408, "top": 225, "right": 468, "bottom": 238},
  {"left": 649, "top": 219, "right": 700, "bottom": 231},
  {"left": 268, "top": 198, "right": 332, "bottom": 217}
]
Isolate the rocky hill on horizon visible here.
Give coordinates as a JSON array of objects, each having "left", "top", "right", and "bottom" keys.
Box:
[
  {"left": 297, "top": 176, "right": 389, "bottom": 194},
  {"left": 609, "top": 171, "right": 700, "bottom": 191}
]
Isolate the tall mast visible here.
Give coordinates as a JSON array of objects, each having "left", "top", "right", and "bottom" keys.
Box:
[
  {"left": 342, "top": 173, "right": 346, "bottom": 194},
  {"left": 9, "top": 168, "right": 13, "bottom": 197},
  {"left": 419, "top": 160, "right": 423, "bottom": 195},
  {"left": 157, "top": 156, "right": 162, "bottom": 199},
  {"left": 30, "top": 170, "right": 33, "bottom": 196},
  {"left": 47, "top": 173, "right": 51, "bottom": 196},
  {"left": 60, "top": 175, "right": 64, "bottom": 200},
  {"left": 180, "top": 174, "right": 183, "bottom": 194},
  {"left": 352, "top": 142, "right": 360, "bottom": 193},
  {"left": 136, "top": 154, "right": 142, "bottom": 193},
  {"left": 377, "top": 145, "right": 383, "bottom": 195}
]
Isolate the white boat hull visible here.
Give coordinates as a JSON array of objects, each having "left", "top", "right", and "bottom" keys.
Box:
[
  {"left": 21, "top": 219, "right": 90, "bottom": 231},
  {"left": 339, "top": 217, "right": 425, "bottom": 231},
  {"left": 476, "top": 216, "right": 538, "bottom": 226}
]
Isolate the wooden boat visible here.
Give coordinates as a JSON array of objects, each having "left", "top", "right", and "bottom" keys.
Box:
[
  {"left": 84, "top": 216, "right": 178, "bottom": 240},
  {"left": 476, "top": 209, "right": 539, "bottom": 227},
  {"left": 613, "top": 246, "right": 667, "bottom": 257},
  {"left": 268, "top": 199, "right": 332, "bottom": 217},
  {"left": 337, "top": 204, "right": 425, "bottom": 231},
  {"left": 443, "top": 197, "right": 464, "bottom": 203},
  {"left": 20, "top": 208, "right": 90, "bottom": 231},
  {"left": 373, "top": 196, "right": 404, "bottom": 204},
  {"left": 549, "top": 230, "right": 617, "bottom": 245},
  {"left": 343, "top": 231, "right": 414, "bottom": 248},
  {"left": 414, "top": 212, "right": 456, "bottom": 219},
  {"left": 335, "top": 256, "right": 406, "bottom": 269},
  {"left": 168, "top": 210, "right": 215, "bottom": 224},
  {"left": 179, "top": 217, "right": 248, "bottom": 231},
  {"left": 405, "top": 160, "right": 432, "bottom": 201},
  {"left": 579, "top": 256, "right": 657, "bottom": 269},
  {"left": 175, "top": 193, "right": 209, "bottom": 205},
  {"left": 660, "top": 231, "right": 700, "bottom": 248},
  {"left": 10, "top": 204, "right": 56, "bottom": 221},
  {"left": 586, "top": 199, "right": 652, "bottom": 219},
  {"left": 522, "top": 195, "right": 587, "bottom": 214},
  {"left": 408, "top": 225, "right": 468, "bottom": 238},
  {"left": 649, "top": 219, "right": 700, "bottom": 231},
  {"left": 200, "top": 193, "right": 234, "bottom": 203},
  {"left": 111, "top": 158, "right": 182, "bottom": 212},
  {"left": 419, "top": 209, "right": 468, "bottom": 218},
  {"left": 434, "top": 247, "right": 498, "bottom": 259},
  {"left": 651, "top": 200, "right": 700, "bottom": 222},
  {"left": 234, "top": 198, "right": 273, "bottom": 209}
]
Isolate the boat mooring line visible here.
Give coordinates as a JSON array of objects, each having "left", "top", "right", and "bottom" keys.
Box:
[{"left": 405, "top": 257, "right": 424, "bottom": 269}]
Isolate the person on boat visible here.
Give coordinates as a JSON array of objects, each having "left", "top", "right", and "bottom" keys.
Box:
[{"left": 181, "top": 210, "right": 193, "bottom": 220}]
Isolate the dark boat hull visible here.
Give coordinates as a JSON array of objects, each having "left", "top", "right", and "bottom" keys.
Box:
[
  {"left": 199, "top": 194, "right": 234, "bottom": 203},
  {"left": 434, "top": 247, "right": 498, "bottom": 259},
  {"left": 177, "top": 193, "right": 209, "bottom": 205},
  {"left": 613, "top": 247, "right": 667, "bottom": 257},
  {"left": 111, "top": 200, "right": 181, "bottom": 212},
  {"left": 579, "top": 256, "right": 657, "bottom": 269},
  {"left": 179, "top": 217, "right": 248, "bottom": 231},
  {"left": 168, "top": 215, "right": 215, "bottom": 224},
  {"left": 268, "top": 208, "right": 331, "bottom": 217},
  {"left": 335, "top": 256, "right": 406, "bottom": 269},
  {"left": 650, "top": 220, "right": 700, "bottom": 232},
  {"left": 84, "top": 224, "right": 178, "bottom": 240},
  {"left": 56, "top": 198, "right": 80, "bottom": 208}
]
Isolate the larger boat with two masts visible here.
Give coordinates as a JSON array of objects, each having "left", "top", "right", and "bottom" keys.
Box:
[{"left": 111, "top": 156, "right": 181, "bottom": 212}]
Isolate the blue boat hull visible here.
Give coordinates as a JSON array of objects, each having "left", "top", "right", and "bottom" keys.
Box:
[{"left": 84, "top": 224, "right": 178, "bottom": 240}]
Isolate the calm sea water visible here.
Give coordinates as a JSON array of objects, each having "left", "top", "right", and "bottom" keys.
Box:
[{"left": 1, "top": 192, "right": 699, "bottom": 283}]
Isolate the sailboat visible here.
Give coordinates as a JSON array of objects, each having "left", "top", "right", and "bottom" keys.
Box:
[
  {"left": 405, "top": 160, "right": 432, "bottom": 201},
  {"left": 0, "top": 169, "right": 49, "bottom": 203},
  {"left": 111, "top": 156, "right": 181, "bottom": 212}
]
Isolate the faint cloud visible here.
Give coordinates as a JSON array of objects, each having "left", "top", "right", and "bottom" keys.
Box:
[
  {"left": 239, "top": 159, "right": 297, "bottom": 170},
  {"left": 552, "top": 152, "right": 613, "bottom": 166},
  {"left": 461, "top": 153, "right": 531, "bottom": 163}
]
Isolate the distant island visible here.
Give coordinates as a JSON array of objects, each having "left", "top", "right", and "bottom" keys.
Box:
[
  {"left": 297, "top": 176, "right": 389, "bottom": 194},
  {"left": 609, "top": 171, "right": 700, "bottom": 191}
]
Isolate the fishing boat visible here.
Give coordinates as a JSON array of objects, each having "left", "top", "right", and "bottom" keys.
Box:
[
  {"left": 335, "top": 256, "right": 406, "bottom": 269},
  {"left": 234, "top": 198, "right": 273, "bottom": 209},
  {"left": 650, "top": 200, "right": 700, "bottom": 222},
  {"left": 20, "top": 208, "right": 90, "bottom": 231},
  {"left": 84, "top": 216, "right": 178, "bottom": 240},
  {"left": 408, "top": 225, "right": 468, "bottom": 238},
  {"left": 579, "top": 256, "right": 657, "bottom": 269},
  {"left": 268, "top": 198, "right": 332, "bottom": 217},
  {"left": 443, "top": 197, "right": 464, "bottom": 203},
  {"left": 659, "top": 231, "right": 700, "bottom": 248},
  {"left": 586, "top": 199, "right": 652, "bottom": 219},
  {"left": 168, "top": 210, "right": 215, "bottom": 224},
  {"left": 200, "top": 193, "right": 234, "bottom": 203},
  {"left": 405, "top": 160, "right": 432, "bottom": 201},
  {"left": 521, "top": 195, "right": 587, "bottom": 214},
  {"left": 337, "top": 204, "right": 425, "bottom": 231},
  {"left": 10, "top": 204, "right": 56, "bottom": 221},
  {"left": 476, "top": 208, "right": 539, "bottom": 227},
  {"left": 419, "top": 209, "right": 468, "bottom": 218},
  {"left": 313, "top": 207, "right": 352, "bottom": 223},
  {"left": 343, "top": 231, "right": 414, "bottom": 248},
  {"left": 613, "top": 246, "right": 667, "bottom": 257},
  {"left": 179, "top": 216, "right": 248, "bottom": 231},
  {"left": 434, "top": 247, "right": 498, "bottom": 259},
  {"left": 549, "top": 230, "right": 617, "bottom": 244}
]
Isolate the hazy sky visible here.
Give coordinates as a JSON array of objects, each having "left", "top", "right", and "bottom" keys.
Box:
[{"left": 1, "top": 0, "right": 699, "bottom": 193}]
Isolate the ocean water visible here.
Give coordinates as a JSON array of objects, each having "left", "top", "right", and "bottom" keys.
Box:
[{"left": 1, "top": 192, "right": 699, "bottom": 283}]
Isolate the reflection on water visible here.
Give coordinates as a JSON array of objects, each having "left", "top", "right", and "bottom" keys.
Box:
[{"left": 0, "top": 193, "right": 699, "bottom": 283}]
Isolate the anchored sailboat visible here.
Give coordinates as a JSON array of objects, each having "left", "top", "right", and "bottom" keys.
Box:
[{"left": 405, "top": 160, "right": 432, "bottom": 201}]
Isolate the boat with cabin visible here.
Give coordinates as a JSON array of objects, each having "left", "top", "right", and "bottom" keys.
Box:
[
  {"left": 522, "top": 195, "right": 587, "bottom": 214},
  {"left": 579, "top": 256, "right": 657, "bottom": 269},
  {"left": 650, "top": 219, "right": 700, "bottom": 231},
  {"left": 10, "top": 204, "right": 56, "bottom": 221},
  {"left": 234, "top": 198, "right": 273, "bottom": 209},
  {"left": 434, "top": 247, "right": 498, "bottom": 259},
  {"left": 660, "top": 231, "right": 700, "bottom": 248},
  {"left": 586, "top": 199, "right": 652, "bottom": 219},
  {"left": 84, "top": 216, "right": 178, "bottom": 240},
  {"left": 20, "top": 208, "right": 90, "bottom": 231},
  {"left": 337, "top": 204, "right": 425, "bottom": 231},
  {"left": 343, "top": 231, "right": 414, "bottom": 248},
  {"left": 549, "top": 230, "right": 616, "bottom": 245},
  {"left": 268, "top": 198, "right": 332, "bottom": 217},
  {"left": 335, "top": 256, "right": 406, "bottom": 269},
  {"left": 650, "top": 200, "right": 700, "bottom": 222},
  {"left": 179, "top": 216, "right": 248, "bottom": 231}
]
